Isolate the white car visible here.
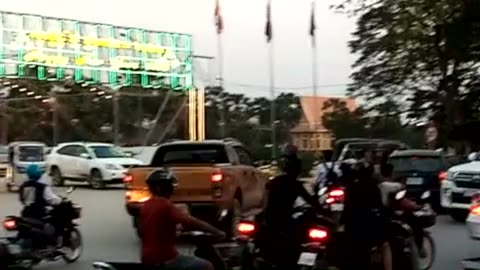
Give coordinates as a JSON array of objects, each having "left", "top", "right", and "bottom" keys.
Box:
[
  {"left": 467, "top": 195, "right": 480, "bottom": 239},
  {"left": 47, "top": 142, "right": 143, "bottom": 189},
  {"left": 441, "top": 152, "right": 480, "bottom": 222}
]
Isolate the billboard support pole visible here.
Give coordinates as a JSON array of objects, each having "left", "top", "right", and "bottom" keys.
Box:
[
  {"left": 51, "top": 91, "right": 58, "bottom": 146},
  {"left": 113, "top": 91, "right": 119, "bottom": 145}
]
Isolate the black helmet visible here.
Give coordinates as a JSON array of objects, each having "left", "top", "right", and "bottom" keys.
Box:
[
  {"left": 279, "top": 144, "right": 301, "bottom": 176},
  {"left": 146, "top": 168, "right": 177, "bottom": 191}
]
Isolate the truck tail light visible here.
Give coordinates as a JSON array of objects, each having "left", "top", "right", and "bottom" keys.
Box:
[
  {"left": 438, "top": 171, "right": 447, "bottom": 182},
  {"left": 211, "top": 170, "right": 224, "bottom": 198},
  {"left": 123, "top": 174, "right": 134, "bottom": 184},
  {"left": 211, "top": 171, "right": 223, "bottom": 182}
]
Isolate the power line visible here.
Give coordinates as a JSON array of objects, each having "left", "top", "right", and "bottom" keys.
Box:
[{"left": 224, "top": 81, "right": 349, "bottom": 90}]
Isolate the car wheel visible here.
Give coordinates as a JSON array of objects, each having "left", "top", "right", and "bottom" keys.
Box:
[
  {"left": 133, "top": 216, "right": 142, "bottom": 239},
  {"left": 51, "top": 167, "right": 64, "bottom": 187},
  {"left": 449, "top": 209, "right": 468, "bottom": 222},
  {"left": 89, "top": 170, "right": 105, "bottom": 190},
  {"left": 222, "top": 198, "right": 242, "bottom": 240}
]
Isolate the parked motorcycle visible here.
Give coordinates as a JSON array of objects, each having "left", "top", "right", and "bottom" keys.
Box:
[
  {"left": 391, "top": 190, "right": 436, "bottom": 270},
  {"left": 237, "top": 204, "right": 337, "bottom": 270},
  {"left": 92, "top": 231, "right": 230, "bottom": 270},
  {"left": 0, "top": 186, "right": 83, "bottom": 269}
]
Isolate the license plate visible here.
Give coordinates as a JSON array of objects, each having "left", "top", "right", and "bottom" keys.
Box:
[
  {"left": 330, "top": 203, "right": 344, "bottom": 211},
  {"left": 7, "top": 244, "right": 21, "bottom": 255},
  {"left": 298, "top": 252, "right": 317, "bottom": 266},
  {"left": 407, "top": 177, "right": 423, "bottom": 185}
]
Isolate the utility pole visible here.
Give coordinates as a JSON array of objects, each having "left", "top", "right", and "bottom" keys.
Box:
[
  {"left": 50, "top": 91, "right": 58, "bottom": 146},
  {"left": 0, "top": 100, "right": 7, "bottom": 144}
]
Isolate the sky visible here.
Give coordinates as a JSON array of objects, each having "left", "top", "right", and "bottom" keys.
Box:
[{"left": 0, "top": 0, "right": 356, "bottom": 97}]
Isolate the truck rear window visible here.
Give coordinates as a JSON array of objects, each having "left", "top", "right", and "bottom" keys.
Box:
[{"left": 151, "top": 144, "right": 229, "bottom": 166}]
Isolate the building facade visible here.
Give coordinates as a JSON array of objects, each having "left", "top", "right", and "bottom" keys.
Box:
[{"left": 290, "top": 96, "right": 357, "bottom": 152}]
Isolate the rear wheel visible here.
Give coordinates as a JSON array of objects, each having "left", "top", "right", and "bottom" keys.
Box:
[
  {"left": 449, "top": 209, "right": 468, "bottom": 222},
  {"left": 133, "top": 216, "right": 142, "bottom": 239},
  {"left": 222, "top": 198, "right": 242, "bottom": 240},
  {"left": 89, "top": 170, "right": 105, "bottom": 190},
  {"left": 51, "top": 167, "right": 64, "bottom": 187}
]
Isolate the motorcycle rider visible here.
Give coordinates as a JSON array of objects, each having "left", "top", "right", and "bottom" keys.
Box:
[
  {"left": 379, "top": 163, "right": 424, "bottom": 265},
  {"left": 18, "top": 164, "right": 63, "bottom": 249},
  {"left": 342, "top": 149, "right": 393, "bottom": 270},
  {"left": 140, "top": 168, "right": 225, "bottom": 270},
  {"left": 260, "top": 144, "right": 323, "bottom": 267}
]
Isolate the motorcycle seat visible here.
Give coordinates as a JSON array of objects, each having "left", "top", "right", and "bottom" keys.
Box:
[{"left": 21, "top": 217, "right": 46, "bottom": 227}]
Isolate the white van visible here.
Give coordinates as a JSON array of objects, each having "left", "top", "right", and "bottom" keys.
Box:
[{"left": 7, "top": 141, "right": 48, "bottom": 190}]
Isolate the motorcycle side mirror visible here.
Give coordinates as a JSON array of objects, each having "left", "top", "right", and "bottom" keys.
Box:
[
  {"left": 66, "top": 186, "right": 75, "bottom": 194},
  {"left": 395, "top": 190, "right": 407, "bottom": 200},
  {"left": 318, "top": 187, "right": 328, "bottom": 196},
  {"left": 80, "top": 153, "right": 90, "bottom": 159},
  {"left": 421, "top": 191, "right": 431, "bottom": 200}
]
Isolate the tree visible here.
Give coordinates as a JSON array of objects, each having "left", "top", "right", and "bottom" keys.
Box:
[
  {"left": 321, "top": 99, "right": 368, "bottom": 139},
  {"left": 336, "top": 0, "right": 480, "bottom": 137}
]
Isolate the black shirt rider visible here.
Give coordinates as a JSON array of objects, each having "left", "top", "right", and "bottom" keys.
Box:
[{"left": 263, "top": 145, "right": 321, "bottom": 228}]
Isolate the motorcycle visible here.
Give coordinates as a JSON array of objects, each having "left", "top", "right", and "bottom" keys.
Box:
[
  {"left": 0, "top": 186, "right": 83, "bottom": 269},
  {"left": 91, "top": 231, "right": 230, "bottom": 270},
  {"left": 391, "top": 190, "right": 436, "bottom": 270},
  {"left": 236, "top": 204, "right": 337, "bottom": 270}
]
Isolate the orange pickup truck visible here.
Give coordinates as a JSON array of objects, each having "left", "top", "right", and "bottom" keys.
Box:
[{"left": 124, "top": 139, "right": 267, "bottom": 237}]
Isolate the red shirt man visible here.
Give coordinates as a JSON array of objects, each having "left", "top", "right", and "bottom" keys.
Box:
[{"left": 139, "top": 168, "right": 225, "bottom": 270}]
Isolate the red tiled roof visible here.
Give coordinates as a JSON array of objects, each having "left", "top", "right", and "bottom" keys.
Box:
[{"left": 290, "top": 96, "right": 357, "bottom": 133}]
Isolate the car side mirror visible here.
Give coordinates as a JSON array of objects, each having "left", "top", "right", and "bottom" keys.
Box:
[
  {"left": 66, "top": 186, "right": 75, "bottom": 194},
  {"left": 124, "top": 152, "right": 133, "bottom": 158},
  {"left": 80, "top": 153, "right": 90, "bottom": 159},
  {"left": 468, "top": 152, "right": 478, "bottom": 162}
]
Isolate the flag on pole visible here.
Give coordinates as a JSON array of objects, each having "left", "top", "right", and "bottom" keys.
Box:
[
  {"left": 265, "top": 0, "right": 272, "bottom": 42},
  {"left": 310, "top": 1, "right": 316, "bottom": 46},
  {"left": 214, "top": 0, "right": 224, "bottom": 34}
]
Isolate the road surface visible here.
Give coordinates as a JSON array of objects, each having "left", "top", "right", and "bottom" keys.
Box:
[{"left": 1, "top": 186, "right": 480, "bottom": 270}]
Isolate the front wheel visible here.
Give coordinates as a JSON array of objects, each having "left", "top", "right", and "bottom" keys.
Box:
[
  {"left": 62, "top": 228, "right": 83, "bottom": 263},
  {"left": 418, "top": 232, "right": 435, "bottom": 270},
  {"left": 89, "top": 170, "right": 106, "bottom": 190}
]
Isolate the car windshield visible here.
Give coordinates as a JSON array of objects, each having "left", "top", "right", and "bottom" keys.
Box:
[
  {"left": 91, "top": 146, "right": 127, "bottom": 158},
  {"left": 389, "top": 156, "right": 444, "bottom": 172},
  {"left": 18, "top": 146, "right": 44, "bottom": 162},
  {"left": 152, "top": 144, "right": 229, "bottom": 165}
]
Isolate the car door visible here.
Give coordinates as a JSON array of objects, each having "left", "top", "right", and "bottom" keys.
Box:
[
  {"left": 72, "top": 145, "right": 91, "bottom": 179},
  {"left": 233, "top": 146, "right": 259, "bottom": 210},
  {"left": 55, "top": 145, "right": 77, "bottom": 178}
]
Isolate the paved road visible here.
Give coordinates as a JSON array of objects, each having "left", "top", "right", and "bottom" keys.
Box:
[{"left": 1, "top": 186, "right": 480, "bottom": 270}]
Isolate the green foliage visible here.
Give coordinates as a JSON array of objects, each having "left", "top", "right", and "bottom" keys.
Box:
[{"left": 335, "top": 0, "right": 480, "bottom": 141}]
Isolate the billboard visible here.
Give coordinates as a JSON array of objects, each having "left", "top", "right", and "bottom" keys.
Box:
[{"left": 0, "top": 11, "right": 193, "bottom": 90}]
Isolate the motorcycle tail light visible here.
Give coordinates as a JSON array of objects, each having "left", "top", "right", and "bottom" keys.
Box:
[
  {"left": 308, "top": 228, "right": 328, "bottom": 241},
  {"left": 237, "top": 222, "right": 256, "bottom": 235},
  {"left": 438, "top": 171, "right": 447, "bottom": 182},
  {"left": 329, "top": 189, "right": 344, "bottom": 197},
  {"left": 3, "top": 218, "right": 17, "bottom": 231}
]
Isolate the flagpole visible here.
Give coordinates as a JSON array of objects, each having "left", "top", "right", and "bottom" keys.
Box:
[
  {"left": 217, "top": 32, "right": 226, "bottom": 138},
  {"left": 269, "top": 40, "right": 276, "bottom": 160},
  {"left": 311, "top": 0, "right": 318, "bottom": 98}
]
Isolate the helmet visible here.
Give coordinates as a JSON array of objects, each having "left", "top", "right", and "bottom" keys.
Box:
[
  {"left": 279, "top": 144, "right": 301, "bottom": 176},
  {"left": 26, "top": 164, "right": 44, "bottom": 182},
  {"left": 146, "top": 168, "right": 177, "bottom": 190}
]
